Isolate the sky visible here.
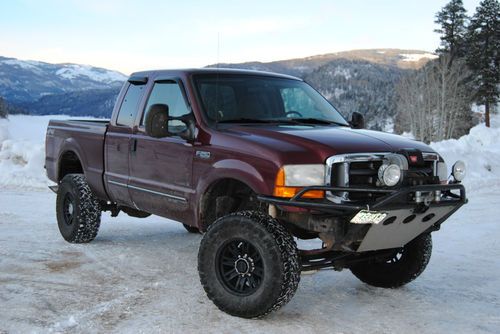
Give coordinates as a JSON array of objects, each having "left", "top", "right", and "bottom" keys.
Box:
[{"left": 0, "top": 0, "right": 482, "bottom": 75}]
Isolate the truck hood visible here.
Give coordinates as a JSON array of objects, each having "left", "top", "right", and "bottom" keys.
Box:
[{"left": 224, "top": 124, "right": 435, "bottom": 163}]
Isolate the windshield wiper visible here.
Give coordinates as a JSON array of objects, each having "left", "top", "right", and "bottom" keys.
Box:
[
  {"left": 285, "top": 118, "right": 348, "bottom": 126},
  {"left": 218, "top": 118, "right": 298, "bottom": 124},
  {"left": 217, "top": 117, "right": 348, "bottom": 126},
  {"left": 217, "top": 118, "right": 276, "bottom": 124}
]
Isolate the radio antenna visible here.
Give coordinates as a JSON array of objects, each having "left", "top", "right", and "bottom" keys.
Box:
[{"left": 215, "top": 32, "right": 221, "bottom": 128}]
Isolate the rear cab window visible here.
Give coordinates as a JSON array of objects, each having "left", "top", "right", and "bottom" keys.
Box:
[{"left": 116, "top": 83, "right": 146, "bottom": 127}]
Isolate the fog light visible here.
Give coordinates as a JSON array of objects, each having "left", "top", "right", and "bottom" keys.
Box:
[
  {"left": 378, "top": 164, "right": 401, "bottom": 186},
  {"left": 452, "top": 160, "right": 466, "bottom": 182}
]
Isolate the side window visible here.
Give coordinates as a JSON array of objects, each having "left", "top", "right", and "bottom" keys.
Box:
[
  {"left": 116, "top": 83, "right": 146, "bottom": 127},
  {"left": 142, "top": 82, "right": 190, "bottom": 131}
]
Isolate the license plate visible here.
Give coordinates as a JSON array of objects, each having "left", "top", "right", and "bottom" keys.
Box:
[{"left": 350, "top": 210, "right": 388, "bottom": 225}]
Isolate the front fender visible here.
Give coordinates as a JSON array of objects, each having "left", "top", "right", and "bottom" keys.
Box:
[
  {"left": 199, "top": 158, "right": 277, "bottom": 195},
  {"left": 192, "top": 158, "right": 278, "bottom": 228}
]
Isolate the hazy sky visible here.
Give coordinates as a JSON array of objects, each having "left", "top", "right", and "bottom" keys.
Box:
[{"left": 0, "top": 0, "right": 482, "bottom": 74}]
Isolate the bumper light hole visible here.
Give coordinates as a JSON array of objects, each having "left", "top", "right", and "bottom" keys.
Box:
[
  {"left": 422, "top": 213, "right": 436, "bottom": 222},
  {"left": 402, "top": 214, "right": 416, "bottom": 224},
  {"left": 383, "top": 216, "right": 397, "bottom": 225}
]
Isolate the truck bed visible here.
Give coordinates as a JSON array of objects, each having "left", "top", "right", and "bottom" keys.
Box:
[{"left": 45, "top": 119, "right": 110, "bottom": 199}]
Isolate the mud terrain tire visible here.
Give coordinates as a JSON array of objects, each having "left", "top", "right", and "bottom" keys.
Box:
[
  {"left": 350, "top": 233, "right": 432, "bottom": 288},
  {"left": 198, "top": 211, "right": 300, "bottom": 318},
  {"left": 56, "top": 174, "right": 101, "bottom": 243}
]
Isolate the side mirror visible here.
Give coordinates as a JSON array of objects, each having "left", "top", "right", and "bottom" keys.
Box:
[
  {"left": 145, "top": 103, "right": 195, "bottom": 141},
  {"left": 350, "top": 112, "right": 365, "bottom": 129},
  {"left": 145, "top": 104, "right": 170, "bottom": 138}
]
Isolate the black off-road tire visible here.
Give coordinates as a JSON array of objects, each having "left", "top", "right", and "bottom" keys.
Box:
[
  {"left": 183, "top": 223, "right": 200, "bottom": 234},
  {"left": 198, "top": 211, "right": 300, "bottom": 318},
  {"left": 350, "top": 233, "right": 432, "bottom": 288},
  {"left": 56, "top": 174, "right": 102, "bottom": 243}
]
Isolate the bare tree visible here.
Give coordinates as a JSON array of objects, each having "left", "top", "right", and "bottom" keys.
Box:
[
  {"left": 395, "top": 55, "right": 474, "bottom": 143},
  {"left": 0, "top": 97, "right": 8, "bottom": 118}
]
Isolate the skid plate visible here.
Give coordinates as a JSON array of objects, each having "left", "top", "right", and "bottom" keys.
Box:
[{"left": 356, "top": 206, "right": 454, "bottom": 252}]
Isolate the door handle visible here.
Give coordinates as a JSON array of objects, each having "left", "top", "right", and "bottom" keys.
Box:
[{"left": 130, "top": 138, "right": 138, "bottom": 152}]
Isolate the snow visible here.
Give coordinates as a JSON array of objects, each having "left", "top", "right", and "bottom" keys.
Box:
[
  {"left": 56, "top": 64, "right": 127, "bottom": 83},
  {"left": 1, "top": 58, "right": 43, "bottom": 70},
  {"left": 0, "top": 114, "right": 499, "bottom": 332},
  {"left": 333, "top": 67, "right": 352, "bottom": 79},
  {"left": 0, "top": 57, "right": 126, "bottom": 84},
  {"left": 0, "top": 186, "right": 499, "bottom": 332},
  {"left": 430, "top": 114, "right": 500, "bottom": 192},
  {"left": 400, "top": 53, "right": 438, "bottom": 62},
  {"left": 0, "top": 115, "right": 94, "bottom": 189}
]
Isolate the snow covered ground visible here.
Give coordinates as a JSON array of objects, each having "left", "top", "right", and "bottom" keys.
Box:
[{"left": 0, "top": 115, "right": 499, "bottom": 333}]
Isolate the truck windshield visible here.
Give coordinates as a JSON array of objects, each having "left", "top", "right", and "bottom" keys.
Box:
[{"left": 193, "top": 74, "right": 349, "bottom": 126}]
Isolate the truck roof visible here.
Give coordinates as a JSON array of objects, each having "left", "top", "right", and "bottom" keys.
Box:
[{"left": 129, "top": 68, "right": 302, "bottom": 81}]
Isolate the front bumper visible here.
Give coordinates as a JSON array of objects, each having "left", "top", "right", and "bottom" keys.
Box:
[{"left": 258, "top": 184, "right": 467, "bottom": 252}]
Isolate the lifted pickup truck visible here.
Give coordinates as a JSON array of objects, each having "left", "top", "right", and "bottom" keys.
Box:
[{"left": 45, "top": 68, "right": 467, "bottom": 318}]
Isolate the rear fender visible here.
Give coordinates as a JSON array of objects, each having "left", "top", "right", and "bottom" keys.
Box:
[{"left": 57, "top": 138, "right": 88, "bottom": 180}]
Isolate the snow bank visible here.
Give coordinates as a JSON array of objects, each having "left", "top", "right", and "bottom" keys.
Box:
[
  {"left": 430, "top": 114, "right": 500, "bottom": 192},
  {"left": 0, "top": 115, "right": 92, "bottom": 190}
]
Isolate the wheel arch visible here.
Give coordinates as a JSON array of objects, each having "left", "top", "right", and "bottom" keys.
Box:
[
  {"left": 58, "top": 148, "right": 85, "bottom": 181},
  {"left": 196, "top": 173, "right": 269, "bottom": 231}
]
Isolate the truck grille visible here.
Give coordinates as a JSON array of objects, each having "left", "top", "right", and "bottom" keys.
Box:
[{"left": 327, "top": 152, "right": 439, "bottom": 203}]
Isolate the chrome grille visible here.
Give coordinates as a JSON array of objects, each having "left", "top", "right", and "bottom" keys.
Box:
[{"left": 326, "top": 152, "right": 439, "bottom": 203}]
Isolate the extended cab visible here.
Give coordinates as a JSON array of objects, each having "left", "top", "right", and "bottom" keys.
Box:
[{"left": 45, "top": 69, "right": 467, "bottom": 318}]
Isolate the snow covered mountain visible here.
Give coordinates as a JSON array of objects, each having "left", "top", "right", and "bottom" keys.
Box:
[
  {"left": 209, "top": 49, "right": 437, "bottom": 76},
  {"left": 207, "top": 49, "right": 438, "bottom": 130},
  {"left": 1, "top": 49, "right": 437, "bottom": 121},
  {"left": 0, "top": 56, "right": 126, "bottom": 104}
]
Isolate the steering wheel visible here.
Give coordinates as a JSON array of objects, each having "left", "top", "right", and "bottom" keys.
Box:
[{"left": 285, "top": 111, "right": 303, "bottom": 118}]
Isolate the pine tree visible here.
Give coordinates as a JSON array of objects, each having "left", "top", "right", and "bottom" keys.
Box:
[
  {"left": 434, "top": 0, "right": 469, "bottom": 60},
  {"left": 466, "top": 0, "right": 500, "bottom": 127}
]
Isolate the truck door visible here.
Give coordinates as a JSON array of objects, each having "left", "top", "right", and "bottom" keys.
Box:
[
  {"left": 104, "top": 80, "right": 147, "bottom": 207},
  {"left": 128, "top": 79, "right": 194, "bottom": 220}
]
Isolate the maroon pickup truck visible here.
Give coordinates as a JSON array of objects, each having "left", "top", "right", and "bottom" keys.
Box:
[{"left": 45, "top": 68, "right": 467, "bottom": 318}]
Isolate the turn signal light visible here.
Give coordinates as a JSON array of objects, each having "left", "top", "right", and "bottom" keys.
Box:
[{"left": 273, "top": 168, "right": 324, "bottom": 199}]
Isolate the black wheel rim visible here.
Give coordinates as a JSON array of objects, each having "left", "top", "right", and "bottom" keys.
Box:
[
  {"left": 62, "top": 193, "right": 75, "bottom": 226},
  {"left": 216, "top": 239, "right": 264, "bottom": 296}
]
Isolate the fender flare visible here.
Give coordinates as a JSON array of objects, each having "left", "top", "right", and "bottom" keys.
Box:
[
  {"left": 194, "top": 159, "right": 277, "bottom": 228},
  {"left": 57, "top": 138, "right": 88, "bottom": 180}
]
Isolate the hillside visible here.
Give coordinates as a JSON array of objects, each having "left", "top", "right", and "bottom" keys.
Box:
[
  {"left": 209, "top": 49, "right": 437, "bottom": 76},
  {"left": 0, "top": 56, "right": 126, "bottom": 104},
  {"left": 20, "top": 88, "right": 120, "bottom": 118},
  {"left": 209, "top": 49, "right": 437, "bottom": 129},
  {"left": 1, "top": 49, "right": 437, "bottom": 122}
]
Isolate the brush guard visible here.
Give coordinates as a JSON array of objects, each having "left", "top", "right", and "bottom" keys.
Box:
[{"left": 258, "top": 184, "right": 467, "bottom": 270}]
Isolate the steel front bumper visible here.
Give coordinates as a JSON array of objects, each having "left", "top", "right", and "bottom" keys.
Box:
[{"left": 258, "top": 184, "right": 467, "bottom": 252}]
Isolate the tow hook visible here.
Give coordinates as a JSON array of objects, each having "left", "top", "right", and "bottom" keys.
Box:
[
  {"left": 415, "top": 190, "right": 441, "bottom": 205},
  {"left": 414, "top": 202, "right": 430, "bottom": 214}
]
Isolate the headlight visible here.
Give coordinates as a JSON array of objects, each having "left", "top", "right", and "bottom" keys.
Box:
[
  {"left": 378, "top": 164, "right": 401, "bottom": 187},
  {"left": 452, "top": 160, "right": 466, "bottom": 182},
  {"left": 437, "top": 161, "right": 448, "bottom": 183},
  {"left": 281, "top": 164, "right": 325, "bottom": 186},
  {"left": 274, "top": 164, "right": 325, "bottom": 198}
]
